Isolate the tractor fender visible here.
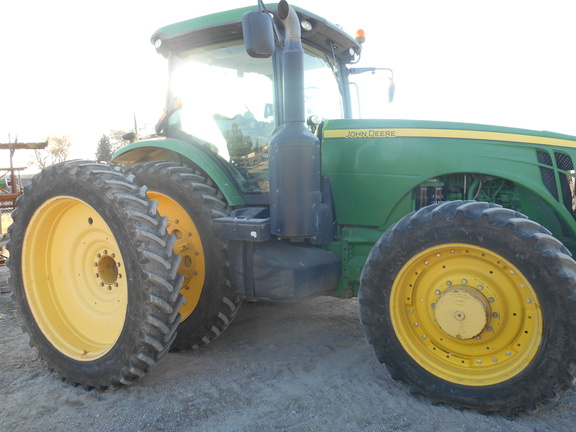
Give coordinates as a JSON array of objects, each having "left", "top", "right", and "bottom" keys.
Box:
[{"left": 113, "top": 136, "right": 244, "bottom": 206}]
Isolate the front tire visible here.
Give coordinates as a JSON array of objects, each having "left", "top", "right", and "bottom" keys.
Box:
[
  {"left": 359, "top": 201, "right": 576, "bottom": 415},
  {"left": 7, "top": 161, "right": 183, "bottom": 387}
]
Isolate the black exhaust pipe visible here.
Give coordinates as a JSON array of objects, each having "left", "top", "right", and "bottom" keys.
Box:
[{"left": 268, "top": 0, "right": 322, "bottom": 240}]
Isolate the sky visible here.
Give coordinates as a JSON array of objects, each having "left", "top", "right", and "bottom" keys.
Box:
[{"left": 2, "top": 0, "right": 576, "bottom": 171}]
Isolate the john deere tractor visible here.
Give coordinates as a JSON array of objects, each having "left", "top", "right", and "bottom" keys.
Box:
[{"left": 8, "top": 1, "right": 576, "bottom": 416}]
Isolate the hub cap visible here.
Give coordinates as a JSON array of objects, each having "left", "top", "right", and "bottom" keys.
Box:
[{"left": 434, "top": 286, "right": 490, "bottom": 340}]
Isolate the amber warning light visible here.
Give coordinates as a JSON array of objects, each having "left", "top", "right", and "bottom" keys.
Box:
[{"left": 355, "top": 29, "right": 366, "bottom": 45}]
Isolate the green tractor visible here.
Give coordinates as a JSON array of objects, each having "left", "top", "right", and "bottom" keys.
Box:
[{"left": 8, "top": 1, "right": 576, "bottom": 416}]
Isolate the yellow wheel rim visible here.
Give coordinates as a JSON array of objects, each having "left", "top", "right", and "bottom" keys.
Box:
[
  {"left": 148, "top": 191, "right": 205, "bottom": 321},
  {"left": 22, "top": 196, "right": 127, "bottom": 361},
  {"left": 390, "top": 243, "right": 542, "bottom": 386}
]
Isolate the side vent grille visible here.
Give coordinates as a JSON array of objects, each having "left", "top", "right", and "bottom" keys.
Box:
[
  {"left": 537, "top": 149, "right": 576, "bottom": 220},
  {"left": 537, "top": 150, "right": 557, "bottom": 200},
  {"left": 556, "top": 152, "right": 576, "bottom": 215}
]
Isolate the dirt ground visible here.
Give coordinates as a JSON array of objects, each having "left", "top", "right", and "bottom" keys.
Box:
[{"left": 1, "top": 266, "right": 575, "bottom": 432}]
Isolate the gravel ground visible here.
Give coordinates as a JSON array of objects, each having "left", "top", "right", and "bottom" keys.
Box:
[{"left": 1, "top": 266, "right": 575, "bottom": 432}]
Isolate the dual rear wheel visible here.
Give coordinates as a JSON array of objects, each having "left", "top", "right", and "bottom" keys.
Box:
[{"left": 8, "top": 160, "right": 240, "bottom": 387}]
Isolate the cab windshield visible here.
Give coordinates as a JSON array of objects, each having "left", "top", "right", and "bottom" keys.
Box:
[{"left": 168, "top": 41, "right": 342, "bottom": 194}]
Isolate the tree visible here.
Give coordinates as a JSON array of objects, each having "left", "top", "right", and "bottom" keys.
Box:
[
  {"left": 95, "top": 134, "right": 113, "bottom": 162},
  {"left": 30, "top": 135, "right": 71, "bottom": 170}
]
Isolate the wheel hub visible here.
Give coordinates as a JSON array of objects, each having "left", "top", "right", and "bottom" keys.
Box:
[
  {"left": 97, "top": 251, "right": 119, "bottom": 286},
  {"left": 434, "top": 286, "right": 490, "bottom": 340}
]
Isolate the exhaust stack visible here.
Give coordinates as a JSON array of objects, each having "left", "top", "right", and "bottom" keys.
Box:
[{"left": 268, "top": 0, "right": 322, "bottom": 240}]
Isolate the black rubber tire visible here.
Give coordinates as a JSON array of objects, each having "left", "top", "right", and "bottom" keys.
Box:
[
  {"left": 7, "top": 161, "right": 184, "bottom": 388},
  {"left": 359, "top": 200, "right": 576, "bottom": 416},
  {"left": 126, "top": 161, "right": 242, "bottom": 351}
]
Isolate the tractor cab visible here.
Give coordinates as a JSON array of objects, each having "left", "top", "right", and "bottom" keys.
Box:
[{"left": 116, "top": 4, "right": 360, "bottom": 200}]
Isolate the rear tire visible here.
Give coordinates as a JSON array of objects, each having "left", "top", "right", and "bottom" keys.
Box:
[
  {"left": 359, "top": 201, "right": 576, "bottom": 416},
  {"left": 7, "top": 161, "right": 183, "bottom": 387},
  {"left": 126, "top": 161, "right": 241, "bottom": 351}
]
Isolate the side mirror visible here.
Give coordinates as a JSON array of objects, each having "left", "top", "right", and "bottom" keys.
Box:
[
  {"left": 243, "top": 11, "right": 275, "bottom": 58},
  {"left": 349, "top": 67, "right": 395, "bottom": 104},
  {"left": 387, "top": 77, "right": 395, "bottom": 103},
  {"left": 122, "top": 132, "right": 137, "bottom": 143}
]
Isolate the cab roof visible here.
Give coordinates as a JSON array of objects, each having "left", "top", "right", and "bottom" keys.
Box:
[{"left": 151, "top": 3, "right": 361, "bottom": 63}]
